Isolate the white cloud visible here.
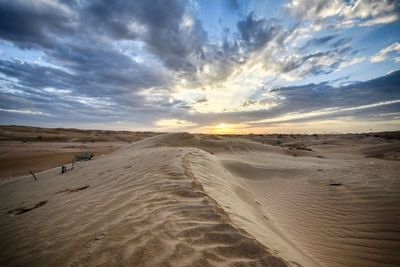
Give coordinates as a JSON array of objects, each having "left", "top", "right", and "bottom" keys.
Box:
[
  {"left": 371, "top": 42, "right": 400, "bottom": 63},
  {"left": 359, "top": 13, "right": 399, "bottom": 26},
  {"left": 180, "top": 14, "right": 194, "bottom": 29},
  {"left": 127, "top": 21, "right": 148, "bottom": 35},
  {"left": 0, "top": 108, "right": 52, "bottom": 116},
  {"left": 286, "top": 0, "right": 399, "bottom": 28},
  {"left": 338, "top": 56, "right": 365, "bottom": 69},
  {"left": 249, "top": 99, "right": 400, "bottom": 124},
  {"left": 43, "top": 87, "right": 72, "bottom": 95},
  {"left": 155, "top": 119, "right": 198, "bottom": 128}
]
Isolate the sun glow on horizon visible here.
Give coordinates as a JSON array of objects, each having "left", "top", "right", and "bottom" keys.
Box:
[
  {"left": 199, "top": 122, "right": 247, "bottom": 134},
  {"left": 213, "top": 123, "right": 230, "bottom": 134}
]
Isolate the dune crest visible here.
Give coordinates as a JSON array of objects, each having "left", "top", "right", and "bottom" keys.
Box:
[{"left": 0, "top": 134, "right": 288, "bottom": 266}]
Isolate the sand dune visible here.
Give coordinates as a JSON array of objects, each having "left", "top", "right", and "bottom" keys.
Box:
[{"left": 0, "top": 132, "right": 399, "bottom": 266}]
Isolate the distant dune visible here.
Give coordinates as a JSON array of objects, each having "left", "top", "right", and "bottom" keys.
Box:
[
  {"left": 0, "top": 125, "right": 161, "bottom": 143},
  {"left": 0, "top": 125, "right": 161, "bottom": 179},
  {"left": 0, "top": 128, "right": 399, "bottom": 266}
]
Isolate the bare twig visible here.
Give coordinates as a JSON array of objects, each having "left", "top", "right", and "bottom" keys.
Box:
[{"left": 29, "top": 170, "right": 37, "bottom": 181}]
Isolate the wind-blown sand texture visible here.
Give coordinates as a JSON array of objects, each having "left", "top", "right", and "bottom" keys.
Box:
[{"left": 0, "top": 131, "right": 399, "bottom": 266}]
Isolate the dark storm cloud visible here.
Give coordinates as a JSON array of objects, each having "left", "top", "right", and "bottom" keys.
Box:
[
  {"left": 0, "top": 60, "right": 120, "bottom": 115},
  {"left": 0, "top": 54, "right": 165, "bottom": 98},
  {"left": 0, "top": 0, "right": 206, "bottom": 124},
  {"left": 0, "top": 0, "right": 208, "bottom": 70},
  {"left": 83, "top": 0, "right": 207, "bottom": 71},
  {"left": 0, "top": 57, "right": 172, "bottom": 125},
  {"left": 0, "top": 1, "right": 75, "bottom": 49}
]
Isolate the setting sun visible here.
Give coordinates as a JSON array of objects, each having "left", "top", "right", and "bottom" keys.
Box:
[
  {"left": 213, "top": 123, "right": 231, "bottom": 134},
  {"left": 216, "top": 123, "right": 227, "bottom": 129},
  {"left": 205, "top": 123, "right": 240, "bottom": 134}
]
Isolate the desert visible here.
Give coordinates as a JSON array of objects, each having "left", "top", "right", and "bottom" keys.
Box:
[
  {"left": 1, "top": 0, "right": 400, "bottom": 266},
  {"left": 0, "top": 126, "right": 399, "bottom": 266}
]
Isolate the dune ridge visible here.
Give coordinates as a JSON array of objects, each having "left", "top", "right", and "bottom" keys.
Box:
[{"left": 0, "top": 134, "right": 288, "bottom": 266}]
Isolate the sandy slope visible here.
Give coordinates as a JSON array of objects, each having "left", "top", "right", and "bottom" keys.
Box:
[{"left": 0, "top": 132, "right": 399, "bottom": 266}]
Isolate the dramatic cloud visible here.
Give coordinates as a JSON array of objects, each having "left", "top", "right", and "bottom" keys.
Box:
[
  {"left": 0, "top": 0, "right": 399, "bottom": 133},
  {"left": 263, "top": 47, "right": 364, "bottom": 80},
  {"left": 263, "top": 69, "right": 400, "bottom": 120},
  {"left": 0, "top": 0, "right": 76, "bottom": 49}
]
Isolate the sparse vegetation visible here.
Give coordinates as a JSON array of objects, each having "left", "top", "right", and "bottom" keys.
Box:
[{"left": 74, "top": 151, "right": 93, "bottom": 162}]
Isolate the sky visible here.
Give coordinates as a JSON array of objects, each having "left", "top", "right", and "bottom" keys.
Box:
[{"left": 0, "top": 0, "right": 399, "bottom": 134}]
